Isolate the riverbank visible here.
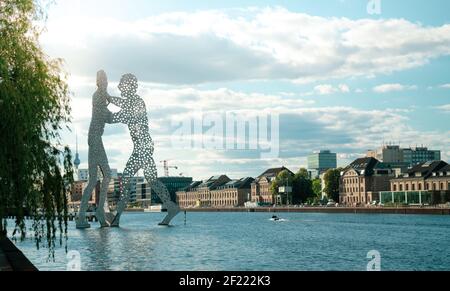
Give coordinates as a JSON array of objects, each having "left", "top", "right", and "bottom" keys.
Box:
[
  {"left": 180, "top": 206, "right": 450, "bottom": 215},
  {"left": 0, "top": 237, "right": 38, "bottom": 271}
]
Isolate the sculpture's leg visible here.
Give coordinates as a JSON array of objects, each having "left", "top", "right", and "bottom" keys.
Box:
[
  {"left": 144, "top": 161, "right": 180, "bottom": 226},
  {"left": 110, "top": 160, "right": 140, "bottom": 227},
  {"left": 96, "top": 161, "right": 111, "bottom": 227},
  {"left": 76, "top": 165, "right": 98, "bottom": 229}
]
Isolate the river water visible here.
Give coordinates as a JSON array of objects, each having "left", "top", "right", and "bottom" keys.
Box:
[{"left": 10, "top": 212, "right": 450, "bottom": 271}]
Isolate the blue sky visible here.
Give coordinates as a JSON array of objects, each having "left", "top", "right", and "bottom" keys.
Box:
[
  {"left": 48, "top": 0, "right": 450, "bottom": 25},
  {"left": 41, "top": 0, "right": 450, "bottom": 180}
]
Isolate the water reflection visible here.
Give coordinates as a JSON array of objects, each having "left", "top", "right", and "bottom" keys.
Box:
[{"left": 10, "top": 212, "right": 450, "bottom": 271}]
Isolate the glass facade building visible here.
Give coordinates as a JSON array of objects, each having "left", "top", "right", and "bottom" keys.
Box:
[
  {"left": 367, "top": 145, "right": 441, "bottom": 167},
  {"left": 136, "top": 176, "right": 193, "bottom": 204},
  {"left": 380, "top": 191, "right": 432, "bottom": 205},
  {"left": 403, "top": 147, "right": 441, "bottom": 165},
  {"left": 380, "top": 191, "right": 450, "bottom": 205},
  {"left": 307, "top": 150, "right": 337, "bottom": 176}
]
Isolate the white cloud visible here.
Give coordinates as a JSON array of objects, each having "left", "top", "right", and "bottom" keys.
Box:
[
  {"left": 46, "top": 5, "right": 450, "bottom": 178},
  {"left": 440, "top": 84, "right": 450, "bottom": 89},
  {"left": 41, "top": 7, "right": 450, "bottom": 84},
  {"left": 309, "top": 84, "right": 350, "bottom": 95},
  {"left": 435, "top": 104, "right": 450, "bottom": 113},
  {"left": 373, "top": 83, "right": 418, "bottom": 93},
  {"left": 65, "top": 83, "right": 450, "bottom": 179},
  {"left": 338, "top": 84, "right": 350, "bottom": 93},
  {"left": 314, "top": 84, "right": 337, "bottom": 95}
]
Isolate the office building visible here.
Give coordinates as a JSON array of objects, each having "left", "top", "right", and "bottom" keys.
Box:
[
  {"left": 77, "top": 168, "right": 118, "bottom": 182},
  {"left": 367, "top": 145, "right": 441, "bottom": 167},
  {"left": 403, "top": 147, "right": 441, "bottom": 166},
  {"left": 307, "top": 150, "right": 337, "bottom": 177},
  {"left": 135, "top": 176, "right": 193, "bottom": 207},
  {"left": 367, "top": 145, "right": 403, "bottom": 163},
  {"left": 105, "top": 174, "right": 144, "bottom": 205},
  {"left": 107, "top": 175, "right": 123, "bottom": 206},
  {"left": 124, "top": 176, "right": 145, "bottom": 203}
]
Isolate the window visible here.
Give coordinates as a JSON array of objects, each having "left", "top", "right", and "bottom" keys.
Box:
[
  {"left": 405, "top": 184, "right": 409, "bottom": 191},
  {"left": 399, "top": 184, "right": 403, "bottom": 191},
  {"left": 393, "top": 184, "right": 397, "bottom": 191}
]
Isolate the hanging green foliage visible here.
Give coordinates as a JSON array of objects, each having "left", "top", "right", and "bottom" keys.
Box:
[{"left": 0, "top": 0, "right": 73, "bottom": 255}]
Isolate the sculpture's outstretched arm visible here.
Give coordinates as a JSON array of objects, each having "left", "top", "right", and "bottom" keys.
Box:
[{"left": 106, "top": 94, "right": 126, "bottom": 108}]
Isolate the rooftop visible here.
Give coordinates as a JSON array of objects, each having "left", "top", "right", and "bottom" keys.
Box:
[
  {"left": 257, "top": 166, "right": 293, "bottom": 179},
  {"left": 404, "top": 160, "right": 448, "bottom": 178},
  {"left": 218, "top": 177, "right": 255, "bottom": 189},
  {"left": 197, "top": 175, "right": 231, "bottom": 190},
  {"left": 182, "top": 181, "right": 202, "bottom": 191},
  {"left": 344, "top": 157, "right": 381, "bottom": 176}
]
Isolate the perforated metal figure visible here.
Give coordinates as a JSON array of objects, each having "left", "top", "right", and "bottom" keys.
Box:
[
  {"left": 76, "top": 70, "right": 114, "bottom": 228},
  {"left": 107, "top": 74, "right": 180, "bottom": 226}
]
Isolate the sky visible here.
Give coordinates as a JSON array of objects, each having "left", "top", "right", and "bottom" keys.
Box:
[{"left": 39, "top": 0, "right": 450, "bottom": 180}]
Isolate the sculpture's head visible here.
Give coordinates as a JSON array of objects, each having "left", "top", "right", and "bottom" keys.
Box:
[
  {"left": 118, "top": 73, "right": 138, "bottom": 97},
  {"left": 96, "top": 70, "right": 108, "bottom": 90}
]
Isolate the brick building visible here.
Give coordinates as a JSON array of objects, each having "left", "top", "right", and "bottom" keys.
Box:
[
  {"left": 382, "top": 161, "right": 450, "bottom": 205},
  {"left": 251, "top": 167, "right": 293, "bottom": 205},
  {"left": 210, "top": 177, "right": 254, "bottom": 207},
  {"left": 176, "top": 175, "right": 231, "bottom": 208},
  {"left": 339, "top": 157, "right": 394, "bottom": 205},
  {"left": 69, "top": 180, "right": 99, "bottom": 211}
]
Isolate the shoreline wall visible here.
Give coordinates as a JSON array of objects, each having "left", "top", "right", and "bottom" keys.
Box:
[
  {"left": 0, "top": 237, "right": 38, "bottom": 271},
  {"left": 180, "top": 207, "right": 450, "bottom": 215}
]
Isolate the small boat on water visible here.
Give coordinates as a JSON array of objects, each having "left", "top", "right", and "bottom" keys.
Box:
[{"left": 269, "top": 215, "right": 288, "bottom": 222}]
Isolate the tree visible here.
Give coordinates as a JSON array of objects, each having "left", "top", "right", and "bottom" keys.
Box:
[
  {"left": 323, "top": 168, "right": 343, "bottom": 202},
  {"left": 270, "top": 170, "right": 294, "bottom": 205},
  {"left": 292, "top": 168, "right": 315, "bottom": 203},
  {"left": 0, "top": 0, "right": 72, "bottom": 253},
  {"left": 312, "top": 178, "right": 322, "bottom": 198}
]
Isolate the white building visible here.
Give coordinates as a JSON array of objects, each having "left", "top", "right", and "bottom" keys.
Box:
[{"left": 77, "top": 168, "right": 118, "bottom": 181}]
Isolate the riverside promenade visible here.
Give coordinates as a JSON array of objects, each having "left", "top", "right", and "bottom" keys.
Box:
[
  {"left": 0, "top": 237, "right": 37, "bottom": 271},
  {"left": 181, "top": 206, "right": 450, "bottom": 215}
]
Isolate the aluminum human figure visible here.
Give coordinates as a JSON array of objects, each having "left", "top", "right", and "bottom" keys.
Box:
[
  {"left": 76, "top": 70, "right": 114, "bottom": 228},
  {"left": 107, "top": 74, "right": 180, "bottom": 226}
]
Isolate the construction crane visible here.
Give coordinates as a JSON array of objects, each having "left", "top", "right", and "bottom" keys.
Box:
[{"left": 159, "top": 160, "right": 178, "bottom": 177}]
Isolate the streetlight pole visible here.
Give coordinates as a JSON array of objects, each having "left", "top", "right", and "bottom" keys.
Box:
[
  {"left": 286, "top": 178, "right": 289, "bottom": 206},
  {"left": 278, "top": 176, "right": 292, "bottom": 206}
]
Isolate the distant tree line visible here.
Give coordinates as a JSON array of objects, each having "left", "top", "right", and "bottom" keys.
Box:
[{"left": 270, "top": 168, "right": 342, "bottom": 205}]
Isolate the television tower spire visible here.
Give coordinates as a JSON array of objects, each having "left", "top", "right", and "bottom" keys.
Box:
[{"left": 74, "top": 133, "right": 80, "bottom": 169}]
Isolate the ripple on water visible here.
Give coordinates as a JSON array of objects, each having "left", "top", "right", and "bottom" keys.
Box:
[{"left": 8, "top": 212, "right": 450, "bottom": 271}]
